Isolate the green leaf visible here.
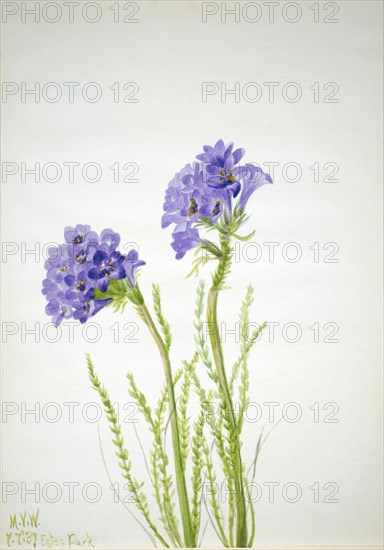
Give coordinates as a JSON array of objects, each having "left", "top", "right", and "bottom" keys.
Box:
[{"left": 232, "top": 229, "right": 256, "bottom": 242}]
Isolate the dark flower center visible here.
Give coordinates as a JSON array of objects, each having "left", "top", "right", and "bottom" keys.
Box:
[
  {"left": 75, "top": 250, "right": 86, "bottom": 264},
  {"left": 189, "top": 198, "right": 199, "bottom": 216},
  {"left": 101, "top": 261, "right": 115, "bottom": 276},
  {"left": 59, "top": 264, "right": 68, "bottom": 272},
  {"left": 72, "top": 233, "right": 84, "bottom": 245},
  {"left": 212, "top": 200, "right": 221, "bottom": 216},
  {"left": 219, "top": 169, "right": 235, "bottom": 185},
  {"left": 76, "top": 280, "right": 86, "bottom": 292}
]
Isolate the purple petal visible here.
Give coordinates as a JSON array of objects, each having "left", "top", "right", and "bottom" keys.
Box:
[
  {"left": 64, "top": 275, "right": 75, "bottom": 287},
  {"left": 99, "top": 277, "right": 110, "bottom": 292},
  {"left": 45, "top": 301, "right": 60, "bottom": 315},
  {"left": 215, "top": 139, "right": 225, "bottom": 155},
  {"left": 93, "top": 250, "right": 107, "bottom": 266},
  {"left": 233, "top": 148, "right": 246, "bottom": 164},
  {"left": 126, "top": 249, "right": 139, "bottom": 262},
  {"left": 88, "top": 268, "right": 101, "bottom": 280},
  {"left": 196, "top": 153, "right": 211, "bottom": 163}
]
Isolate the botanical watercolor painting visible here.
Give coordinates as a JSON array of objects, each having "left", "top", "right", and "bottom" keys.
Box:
[
  {"left": 1, "top": 2, "right": 382, "bottom": 550},
  {"left": 41, "top": 141, "right": 273, "bottom": 548}
]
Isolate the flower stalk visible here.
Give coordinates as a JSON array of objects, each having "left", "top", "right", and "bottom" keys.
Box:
[
  {"left": 206, "top": 238, "right": 248, "bottom": 548},
  {"left": 137, "top": 301, "right": 195, "bottom": 548}
]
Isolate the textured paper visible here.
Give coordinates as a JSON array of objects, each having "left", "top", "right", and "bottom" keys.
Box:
[{"left": 1, "top": 1, "right": 383, "bottom": 548}]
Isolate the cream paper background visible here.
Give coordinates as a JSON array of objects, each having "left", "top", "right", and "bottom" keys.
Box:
[{"left": 1, "top": 1, "right": 383, "bottom": 548}]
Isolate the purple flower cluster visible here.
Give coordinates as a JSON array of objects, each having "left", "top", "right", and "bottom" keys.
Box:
[
  {"left": 162, "top": 140, "right": 272, "bottom": 258},
  {"left": 41, "top": 225, "right": 145, "bottom": 326}
]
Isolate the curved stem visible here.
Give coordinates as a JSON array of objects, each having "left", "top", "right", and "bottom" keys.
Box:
[
  {"left": 207, "top": 240, "right": 248, "bottom": 548},
  {"left": 138, "top": 303, "right": 195, "bottom": 548}
]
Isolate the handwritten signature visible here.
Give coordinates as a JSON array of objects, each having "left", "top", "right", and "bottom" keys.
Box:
[{"left": 4, "top": 509, "right": 95, "bottom": 549}]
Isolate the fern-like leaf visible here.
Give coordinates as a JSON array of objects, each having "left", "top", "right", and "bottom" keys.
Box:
[
  {"left": 127, "top": 370, "right": 182, "bottom": 547},
  {"left": 85, "top": 354, "right": 169, "bottom": 548},
  {"left": 152, "top": 284, "right": 172, "bottom": 351}
]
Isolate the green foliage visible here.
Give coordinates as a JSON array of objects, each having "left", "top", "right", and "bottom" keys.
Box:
[
  {"left": 187, "top": 209, "right": 257, "bottom": 280},
  {"left": 179, "top": 356, "right": 198, "bottom": 470},
  {"left": 190, "top": 406, "right": 206, "bottom": 541},
  {"left": 244, "top": 471, "right": 256, "bottom": 548},
  {"left": 86, "top": 354, "right": 169, "bottom": 548},
  {"left": 193, "top": 278, "right": 237, "bottom": 539},
  {"left": 86, "top": 245, "right": 269, "bottom": 549},
  {"left": 202, "top": 438, "right": 229, "bottom": 548},
  {"left": 191, "top": 294, "right": 236, "bottom": 546},
  {"left": 195, "top": 209, "right": 253, "bottom": 241},
  {"left": 211, "top": 237, "right": 233, "bottom": 291},
  {"left": 127, "top": 371, "right": 182, "bottom": 547},
  {"left": 186, "top": 242, "right": 219, "bottom": 279},
  {"left": 190, "top": 251, "right": 268, "bottom": 547},
  {"left": 94, "top": 278, "right": 144, "bottom": 313},
  {"left": 152, "top": 284, "right": 172, "bottom": 351},
  {"left": 229, "top": 285, "right": 267, "bottom": 433},
  {"left": 193, "top": 280, "right": 218, "bottom": 386}
]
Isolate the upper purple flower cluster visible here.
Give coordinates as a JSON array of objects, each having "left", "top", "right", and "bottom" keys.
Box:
[
  {"left": 162, "top": 140, "right": 272, "bottom": 259},
  {"left": 41, "top": 225, "right": 145, "bottom": 326}
]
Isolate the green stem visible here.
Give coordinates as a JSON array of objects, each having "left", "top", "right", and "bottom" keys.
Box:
[
  {"left": 138, "top": 302, "right": 195, "bottom": 548},
  {"left": 207, "top": 241, "right": 248, "bottom": 548}
]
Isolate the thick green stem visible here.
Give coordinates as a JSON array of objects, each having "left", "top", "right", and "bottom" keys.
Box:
[
  {"left": 139, "top": 303, "right": 195, "bottom": 548},
  {"left": 207, "top": 243, "right": 248, "bottom": 548}
]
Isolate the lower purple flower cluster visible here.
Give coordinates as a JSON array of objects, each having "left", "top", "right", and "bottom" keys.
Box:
[
  {"left": 162, "top": 140, "right": 272, "bottom": 259},
  {"left": 41, "top": 225, "right": 145, "bottom": 326}
]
